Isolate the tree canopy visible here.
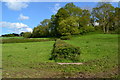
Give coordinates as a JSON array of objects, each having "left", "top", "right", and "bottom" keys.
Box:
[{"left": 22, "top": 2, "right": 120, "bottom": 38}]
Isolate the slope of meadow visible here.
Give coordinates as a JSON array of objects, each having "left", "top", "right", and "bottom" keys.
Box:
[{"left": 2, "top": 34, "right": 118, "bottom": 78}]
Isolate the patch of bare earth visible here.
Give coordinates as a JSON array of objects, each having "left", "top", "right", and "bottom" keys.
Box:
[{"left": 59, "top": 66, "right": 118, "bottom": 78}]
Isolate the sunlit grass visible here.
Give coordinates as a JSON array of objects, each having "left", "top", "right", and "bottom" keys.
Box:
[{"left": 2, "top": 34, "right": 118, "bottom": 78}]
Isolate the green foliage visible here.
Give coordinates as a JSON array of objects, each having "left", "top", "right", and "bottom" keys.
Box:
[
  {"left": 94, "top": 26, "right": 102, "bottom": 31},
  {"left": 31, "top": 19, "right": 51, "bottom": 38},
  {"left": 19, "top": 2, "right": 119, "bottom": 39},
  {"left": 40, "top": 19, "right": 50, "bottom": 27},
  {"left": 60, "top": 36, "right": 71, "bottom": 40},
  {"left": 111, "top": 27, "right": 120, "bottom": 34},
  {"left": 64, "top": 3, "right": 83, "bottom": 17},
  {"left": 50, "top": 39, "right": 81, "bottom": 62},
  {"left": 79, "top": 26, "right": 95, "bottom": 34},
  {"left": 112, "top": 7, "right": 120, "bottom": 33},
  {"left": 20, "top": 32, "right": 24, "bottom": 36},
  {"left": 23, "top": 32, "right": 32, "bottom": 38},
  {"left": 32, "top": 25, "right": 49, "bottom": 38},
  {"left": 49, "top": 3, "right": 91, "bottom": 37},
  {"left": 49, "top": 8, "right": 70, "bottom": 36},
  {"left": 92, "top": 2, "right": 115, "bottom": 33},
  {"left": 0, "top": 37, "right": 23, "bottom": 39},
  {"left": 56, "top": 8, "right": 70, "bottom": 20},
  {"left": 2, "top": 33, "right": 19, "bottom": 37},
  {"left": 2, "top": 38, "right": 55, "bottom": 43},
  {"left": 57, "top": 16, "right": 80, "bottom": 36}
]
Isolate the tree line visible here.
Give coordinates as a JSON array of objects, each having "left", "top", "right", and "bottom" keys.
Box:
[
  {"left": 22, "top": 2, "right": 120, "bottom": 38},
  {"left": 1, "top": 33, "right": 20, "bottom": 37}
]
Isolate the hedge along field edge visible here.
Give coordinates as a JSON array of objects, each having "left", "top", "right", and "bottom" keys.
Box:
[
  {"left": 50, "top": 39, "right": 81, "bottom": 62},
  {"left": 1, "top": 38, "right": 56, "bottom": 44}
]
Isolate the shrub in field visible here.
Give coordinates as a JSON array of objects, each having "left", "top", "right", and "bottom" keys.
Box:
[
  {"left": 79, "top": 26, "right": 95, "bottom": 34},
  {"left": 50, "top": 39, "right": 81, "bottom": 62},
  {"left": 111, "top": 28, "right": 120, "bottom": 34},
  {"left": 60, "top": 36, "right": 71, "bottom": 40},
  {"left": 23, "top": 32, "right": 32, "bottom": 38}
]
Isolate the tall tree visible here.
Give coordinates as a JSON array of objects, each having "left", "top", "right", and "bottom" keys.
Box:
[
  {"left": 50, "top": 8, "right": 70, "bottom": 36},
  {"left": 40, "top": 19, "right": 50, "bottom": 27},
  {"left": 92, "top": 2, "right": 115, "bottom": 33},
  {"left": 32, "top": 19, "right": 50, "bottom": 37},
  {"left": 114, "top": 7, "right": 120, "bottom": 31},
  {"left": 49, "top": 3, "right": 91, "bottom": 36},
  {"left": 64, "top": 3, "right": 82, "bottom": 16},
  {"left": 64, "top": 3, "right": 91, "bottom": 28},
  {"left": 57, "top": 16, "right": 79, "bottom": 36}
]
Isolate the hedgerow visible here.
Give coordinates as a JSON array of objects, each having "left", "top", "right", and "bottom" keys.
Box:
[
  {"left": 60, "top": 36, "right": 71, "bottom": 40},
  {"left": 1, "top": 38, "right": 55, "bottom": 44},
  {"left": 50, "top": 39, "right": 81, "bottom": 62}
]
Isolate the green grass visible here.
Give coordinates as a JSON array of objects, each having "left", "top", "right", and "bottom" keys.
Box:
[
  {"left": 3, "top": 41, "right": 55, "bottom": 66},
  {"left": 0, "top": 36, "right": 55, "bottom": 39},
  {"left": 1, "top": 37, "right": 56, "bottom": 44},
  {"left": 1, "top": 36, "right": 56, "bottom": 44},
  {"left": 2, "top": 34, "right": 118, "bottom": 78},
  {"left": 65, "top": 34, "right": 118, "bottom": 62},
  {"left": 0, "top": 37, "right": 24, "bottom": 39}
]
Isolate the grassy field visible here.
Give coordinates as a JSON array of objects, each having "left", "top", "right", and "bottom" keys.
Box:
[
  {"left": 0, "top": 37, "right": 24, "bottom": 39},
  {"left": 65, "top": 34, "right": 118, "bottom": 62},
  {"left": 1, "top": 36, "right": 55, "bottom": 44},
  {"left": 2, "top": 34, "right": 119, "bottom": 78}
]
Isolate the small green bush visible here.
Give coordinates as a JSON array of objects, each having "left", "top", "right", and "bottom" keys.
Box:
[
  {"left": 23, "top": 32, "right": 32, "bottom": 38},
  {"left": 112, "top": 28, "right": 120, "bottom": 34},
  {"left": 80, "top": 26, "right": 95, "bottom": 34},
  {"left": 60, "top": 36, "right": 71, "bottom": 40},
  {"left": 50, "top": 39, "right": 81, "bottom": 62}
]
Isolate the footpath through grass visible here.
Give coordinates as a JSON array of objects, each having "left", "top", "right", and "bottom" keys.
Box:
[{"left": 2, "top": 34, "right": 118, "bottom": 78}]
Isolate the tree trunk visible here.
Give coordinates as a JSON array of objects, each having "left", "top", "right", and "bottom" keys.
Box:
[
  {"left": 103, "top": 22, "right": 106, "bottom": 33},
  {"left": 103, "top": 26, "right": 106, "bottom": 34},
  {"left": 103, "top": 18, "right": 106, "bottom": 34},
  {"left": 106, "top": 19, "right": 110, "bottom": 34},
  {"left": 106, "top": 26, "right": 109, "bottom": 33}
]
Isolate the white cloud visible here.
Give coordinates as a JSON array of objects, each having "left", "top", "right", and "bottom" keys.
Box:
[
  {"left": 51, "top": 3, "right": 61, "bottom": 14},
  {"left": 5, "top": 2, "right": 28, "bottom": 11},
  {"left": 0, "top": 21, "right": 32, "bottom": 33},
  {"left": 25, "top": 28, "right": 32, "bottom": 32},
  {"left": 18, "top": 14, "right": 29, "bottom": 20},
  {"left": 0, "top": 22, "right": 28, "bottom": 28}
]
